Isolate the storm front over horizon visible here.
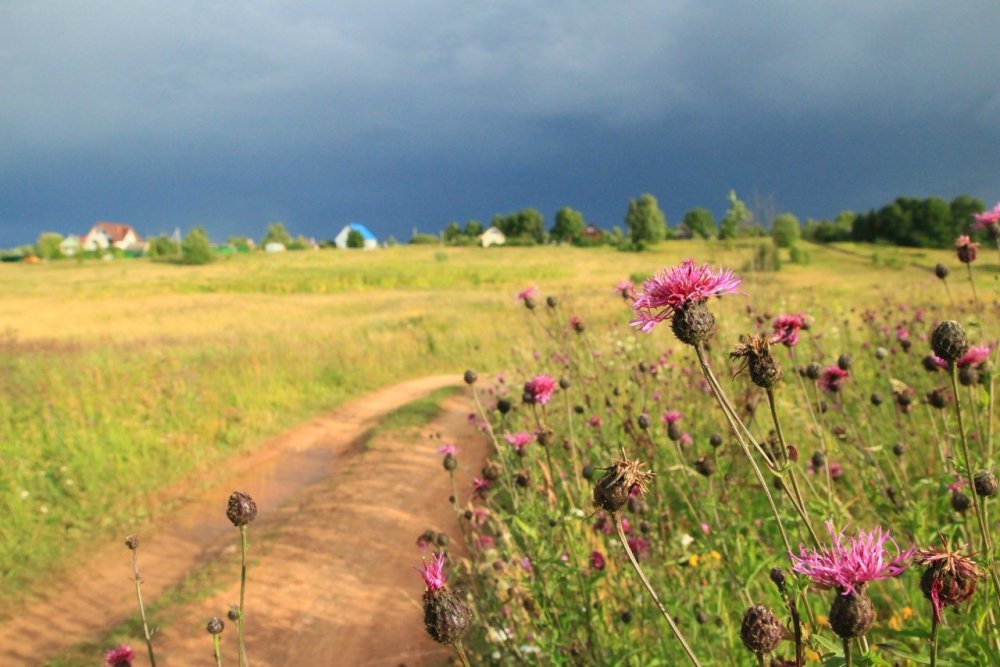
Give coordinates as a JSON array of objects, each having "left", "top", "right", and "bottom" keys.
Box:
[{"left": 1, "top": 1, "right": 998, "bottom": 247}]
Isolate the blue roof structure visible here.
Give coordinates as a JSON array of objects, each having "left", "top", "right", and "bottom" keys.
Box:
[{"left": 347, "top": 223, "right": 376, "bottom": 241}]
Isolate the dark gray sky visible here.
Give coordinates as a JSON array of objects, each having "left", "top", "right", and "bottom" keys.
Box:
[{"left": 2, "top": 2, "right": 999, "bottom": 246}]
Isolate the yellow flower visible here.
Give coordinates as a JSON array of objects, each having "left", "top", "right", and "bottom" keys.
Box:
[
  {"left": 806, "top": 650, "right": 821, "bottom": 662},
  {"left": 709, "top": 550, "right": 722, "bottom": 561},
  {"left": 902, "top": 606, "right": 914, "bottom": 620},
  {"left": 687, "top": 554, "right": 700, "bottom": 567},
  {"left": 816, "top": 615, "right": 828, "bottom": 627},
  {"left": 888, "top": 615, "right": 901, "bottom": 631}
]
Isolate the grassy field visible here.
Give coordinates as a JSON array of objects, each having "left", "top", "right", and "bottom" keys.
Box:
[{"left": 0, "top": 240, "right": 988, "bottom": 607}]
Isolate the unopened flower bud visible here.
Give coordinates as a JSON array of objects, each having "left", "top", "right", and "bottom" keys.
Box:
[
  {"left": 710, "top": 433, "right": 723, "bottom": 448},
  {"left": 226, "top": 491, "right": 258, "bottom": 527},
  {"left": 124, "top": 534, "right": 140, "bottom": 551},
  {"left": 837, "top": 354, "right": 852, "bottom": 371},
  {"left": 546, "top": 295, "right": 557, "bottom": 308},
  {"left": 227, "top": 605, "right": 241, "bottom": 622},
  {"left": 463, "top": 369, "right": 478, "bottom": 385},
  {"left": 559, "top": 376, "right": 571, "bottom": 389},
  {"left": 829, "top": 590, "right": 874, "bottom": 639},
  {"left": 637, "top": 414, "right": 650, "bottom": 430},
  {"left": 496, "top": 398, "right": 511, "bottom": 414},
  {"left": 951, "top": 491, "right": 972, "bottom": 513},
  {"left": 934, "top": 263, "right": 950, "bottom": 280},
  {"left": 974, "top": 470, "right": 998, "bottom": 498},
  {"left": 206, "top": 617, "right": 224, "bottom": 635}
]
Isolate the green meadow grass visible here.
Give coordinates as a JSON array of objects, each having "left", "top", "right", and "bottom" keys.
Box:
[{"left": 0, "top": 241, "right": 986, "bottom": 607}]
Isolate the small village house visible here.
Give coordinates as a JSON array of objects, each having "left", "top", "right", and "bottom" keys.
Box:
[
  {"left": 59, "top": 235, "right": 82, "bottom": 257},
  {"left": 334, "top": 223, "right": 378, "bottom": 249},
  {"left": 82, "top": 221, "right": 143, "bottom": 252},
  {"left": 478, "top": 226, "right": 506, "bottom": 248}
]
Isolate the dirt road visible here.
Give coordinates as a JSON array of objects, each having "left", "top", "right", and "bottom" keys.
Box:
[{"left": 0, "top": 375, "right": 488, "bottom": 666}]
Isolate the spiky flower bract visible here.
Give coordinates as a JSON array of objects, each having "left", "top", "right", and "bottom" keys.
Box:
[
  {"left": 915, "top": 540, "right": 984, "bottom": 622},
  {"left": 103, "top": 644, "right": 135, "bottom": 667},
  {"left": 629, "top": 259, "right": 741, "bottom": 333},
  {"left": 790, "top": 522, "right": 913, "bottom": 596},
  {"left": 955, "top": 235, "right": 979, "bottom": 263},
  {"left": 523, "top": 374, "right": 557, "bottom": 405},
  {"left": 731, "top": 333, "right": 782, "bottom": 389},
  {"left": 593, "top": 448, "right": 654, "bottom": 513}
]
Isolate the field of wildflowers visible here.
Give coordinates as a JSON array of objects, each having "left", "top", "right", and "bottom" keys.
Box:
[{"left": 415, "top": 222, "right": 1000, "bottom": 665}]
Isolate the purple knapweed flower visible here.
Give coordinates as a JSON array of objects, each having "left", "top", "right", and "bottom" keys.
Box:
[
  {"left": 790, "top": 522, "right": 913, "bottom": 596},
  {"left": 661, "top": 410, "right": 682, "bottom": 424},
  {"left": 418, "top": 553, "right": 447, "bottom": 592},
  {"left": 437, "top": 443, "right": 457, "bottom": 456},
  {"left": 504, "top": 432, "right": 533, "bottom": 452},
  {"left": 773, "top": 314, "right": 807, "bottom": 347},
  {"left": 957, "top": 345, "right": 990, "bottom": 368},
  {"left": 955, "top": 235, "right": 979, "bottom": 264},
  {"left": 516, "top": 286, "right": 538, "bottom": 302},
  {"left": 627, "top": 536, "right": 650, "bottom": 560},
  {"left": 590, "top": 550, "right": 606, "bottom": 571},
  {"left": 616, "top": 279, "right": 634, "bottom": 298},
  {"left": 104, "top": 644, "right": 135, "bottom": 667},
  {"left": 630, "top": 259, "right": 742, "bottom": 333},
  {"left": 524, "top": 374, "right": 557, "bottom": 405},
  {"left": 972, "top": 203, "right": 1000, "bottom": 231},
  {"left": 818, "top": 365, "right": 850, "bottom": 393}
]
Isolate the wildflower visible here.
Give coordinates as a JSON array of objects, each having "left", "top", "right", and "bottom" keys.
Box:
[
  {"left": 817, "top": 365, "right": 849, "bottom": 393},
  {"left": 915, "top": 540, "right": 984, "bottom": 622},
  {"left": 590, "top": 550, "right": 606, "bottom": 571},
  {"left": 626, "top": 536, "right": 650, "bottom": 560},
  {"left": 957, "top": 345, "right": 990, "bottom": 368},
  {"left": 418, "top": 553, "right": 472, "bottom": 646},
  {"left": 662, "top": 410, "right": 682, "bottom": 424},
  {"left": 516, "top": 286, "right": 537, "bottom": 303},
  {"left": 587, "top": 415, "right": 602, "bottom": 428},
  {"left": 104, "top": 645, "right": 134, "bottom": 667},
  {"left": 955, "top": 235, "right": 979, "bottom": 263},
  {"left": 463, "top": 369, "right": 478, "bottom": 385},
  {"left": 472, "top": 477, "right": 491, "bottom": 497},
  {"left": 972, "top": 202, "right": 1000, "bottom": 234},
  {"left": 934, "top": 263, "right": 950, "bottom": 280},
  {"left": 226, "top": 491, "right": 257, "bottom": 527},
  {"left": 974, "top": 470, "right": 998, "bottom": 498},
  {"left": 740, "top": 605, "right": 784, "bottom": 656},
  {"left": 504, "top": 432, "right": 533, "bottom": 453},
  {"left": 569, "top": 315, "right": 585, "bottom": 333},
  {"left": 772, "top": 314, "right": 806, "bottom": 347},
  {"left": 630, "top": 259, "right": 742, "bottom": 344},
  {"left": 593, "top": 449, "right": 654, "bottom": 513},
  {"left": 523, "top": 374, "right": 557, "bottom": 405},
  {"left": 616, "top": 279, "right": 634, "bottom": 299},
  {"left": 437, "top": 443, "right": 457, "bottom": 456},
  {"left": 931, "top": 320, "right": 970, "bottom": 364},
  {"left": 791, "top": 522, "right": 912, "bottom": 638},
  {"left": 731, "top": 333, "right": 782, "bottom": 389},
  {"left": 520, "top": 556, "right": 533, "bottom": 572}
]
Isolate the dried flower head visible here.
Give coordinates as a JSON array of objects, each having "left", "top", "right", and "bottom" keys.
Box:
[
  {"left": 103, "top": 644, "right": 135, "bottom": 667},
  {"left": 124, "top": 534, "right": 139, "bottom": 551},
  {"left": 630, "top": 259, "right": 741, "bottom": 337},
  {"left": 418, "top": 553, "right": 472, "bottom": 645},
  {"left": 790, "top": 522, "right": 913, "bottom": 596},
  {"left": 226, "top": 491, "right": 258, "bottom": 527},
  {"left": 931, "top": 320, "right": 970, "bottom": 364},
  {"left": 915, "top": 540, "right": 984, "bottom": 622},
  {"left": 731, "top": 333, "right": 782, "bottom": 389},
  {"left": 740, "top": 604, "right": 784, "bottom": 655},
  {"left": 955, "top": 235, "right": 979, "bottom": 264},
  {"left": 206, "top": 616, "right": 225, "bottom": 635},
  {"left": 593, "top": 448, "right": 654, "bottom": 513}
]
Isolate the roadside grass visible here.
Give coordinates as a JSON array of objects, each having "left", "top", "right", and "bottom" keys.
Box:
[{"left": 0, "top": 241, "right": 981, "bottom": 606}]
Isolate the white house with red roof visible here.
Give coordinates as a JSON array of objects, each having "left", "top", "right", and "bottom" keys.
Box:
[{"left": 82, "top": 222, "right": 143, "bottom": 252}]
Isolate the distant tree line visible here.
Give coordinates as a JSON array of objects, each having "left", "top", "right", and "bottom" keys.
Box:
[{"left": 845, "top": 195, "right": 984, "bottom": 248}]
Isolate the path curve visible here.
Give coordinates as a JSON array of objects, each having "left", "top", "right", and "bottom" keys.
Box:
[{"left": 0, "top": 374, "right": 481, "bottom": 665}]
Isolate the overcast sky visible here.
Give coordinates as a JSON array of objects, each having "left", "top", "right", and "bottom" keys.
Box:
[{"left": 1, "top": 2, "right": 998, "bottom": 246}]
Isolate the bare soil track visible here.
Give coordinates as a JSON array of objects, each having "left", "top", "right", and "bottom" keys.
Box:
[{"left": 0, "top": 375, "right": 488, "bottom": 666}]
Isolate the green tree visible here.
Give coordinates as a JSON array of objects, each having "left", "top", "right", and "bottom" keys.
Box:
[
  {"left": 346, "top": 229, "right": 365, "bottom": 248},
  {"left": 682, "top": 208, "right": 715, "bottom": 240},
  {"left": 771, "top": 213, "right": 801, "bottom": 248},
  {"left": 624, "top": 194, "right": 667, "bottom": 244},
  {"left": 493, "top": 208, "right": 545, "bottom": 243},
  {"left": 551, "top": 207, "right": 585, "bottom": 243},
  {"left": 147, "top": 234, "right": 177, "bottom": 258},
  {"left": 719, "top": 190, "right": 752, "bottom": 240},
  {"left": 181, "top": 227, "right": 215, "bottom": 265},
  {"left": 442, "top": 222, "right": 462, "bottom": 244},
  {"left": 35, "top": 232, "right": 63, "bottom": 260},
  {"left": 262, "top": 222, "right": 292, "bottom": 247},
  {"left": 463, "top": 220, "right": 483, "bottom": 237},
  {"left": 952, "top": 195, "right": 985, "bottom": 235}
]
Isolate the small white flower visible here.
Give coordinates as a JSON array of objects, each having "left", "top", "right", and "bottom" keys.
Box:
[
  {"left": 19, "top": 490, "right": 29, "bottom": 499},
  {"left": 39, "top": 505, "right": 49, "bottom": 514},
  {"left": 679, "top": 533, "right": 695, "bottom": 547}
]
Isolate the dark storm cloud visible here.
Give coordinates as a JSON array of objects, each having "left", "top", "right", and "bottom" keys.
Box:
[{"left": 1, "top": 1, "right": 998, "bottom": 245}]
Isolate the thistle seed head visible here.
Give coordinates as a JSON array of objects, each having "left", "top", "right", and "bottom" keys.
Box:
[
  {"left": 670, "top": 300, "right": 717, "bottom": 346},
  {"left": 740, "top": 604, "right": 784, "bottom": 654},
  {"left": 593, "top": 449, "right": 654, "bottom": 513},
  {"left": 931, "top": 320, "right": 970, "bottom": 364},
  {"left": 731, "top": 333, "right": 782, "bottom": 389},
  {"left": 226, "top": 491, "right": 258, "bottom": 527}
]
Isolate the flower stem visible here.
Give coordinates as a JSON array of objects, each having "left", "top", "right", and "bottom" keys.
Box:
[
  {"left": 238, "top": 525, "right": 250, "bottom": 667},
  {"left": 843, "top": 636, "right": 853, "bottom": 667},
  {"left": 614, "top": 512, "right": 703, "bottom": 666},
  {"left": 130, "top": 549, "right": 157, "bottom": 667},
  {"left": 766, "top": 388, "right": 821, "bottom": 548},
  {"left": 454, "top": 640, "right": 472, "bottom": 667},
  {"left": 929, "top": 613, "right": 939, "bottom": 667},
  {"left": 951, "top": 365, "right": 1000, "bottom": 626},
  {"left": 213, "top": 633, "right": 224, "bottom": 667}
]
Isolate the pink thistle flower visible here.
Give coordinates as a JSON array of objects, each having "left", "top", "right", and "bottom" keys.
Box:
[
  {"left": 504, "top": 432, "right": 534, "bottom": 452},
  {"left": 417, "top": 553, "right": 447, "bottom": 592},
  {"left": 972, "top": 202, "right": 1000, "bottom": 231},
  {"left": 590, "top": 550, "right": 606, "bottom": 571},
  {"left": 790, "top": 522, "right": 913, "bottom": 596},
  {"left": 818, "top": 365, "right": 850, "bottom": 393},
  {"left": 587, "top": 415, "right": 602, "bottom": 428},
  {"left": 896, "top": 326, "right": 910, "bottom": 343},
  {"left": 699, "top": 522, "right": 711, "bottom": 535},
  {"left": 520, "top": 556, "right": 533, "bottom": 572},
  {"left": 616, "top": 279, "right": 634, "bottom": 298},
  {"left": 472, "top": 477, "right": 491, "bottom": 497},
  {"left": 947, "top": 477, "right": 967, "bottom": 494},
  {"left": 620, "top": 517, "right": 631, "bottom": 533},
  {"left": 773, "top": 314, "right": 807, "bottom": 347},
  {"left": 679, "top": 433, "right": 693, "bottom": 446},
  {"left": 523, "top": 374, "right": 557, "bottom": 405},
  {"left": 436, "top": 443, "right": 457, "bottom": 456},
  {"left": 104, "top": 645, "right": 134, "bottom": 667},
  {"left": 516, "top": 286, "right": 538, "bottom": 302},
  {"left": 661, "top": 410, "right": 682, "bottom": 424},
  {"left": 593, "top": 512, "right": 613, "bottom": 535},
  {"left": 630, "top": 259, "right": 742, "bottom": 333},
  {"left": 955, "top": 235, "right": 979, "bottom": 264},
  {"left": 957, "top": 345, "right": 990, "bottom": 368},
  {"left": 627, "top": 536, "right": 650, "bottom": 560},
  {"left": 476, "top": 534, "right": 495, "bottom": 550},
  {"left": 569, "top": 315, "right": 585, "bottom": 333}
]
